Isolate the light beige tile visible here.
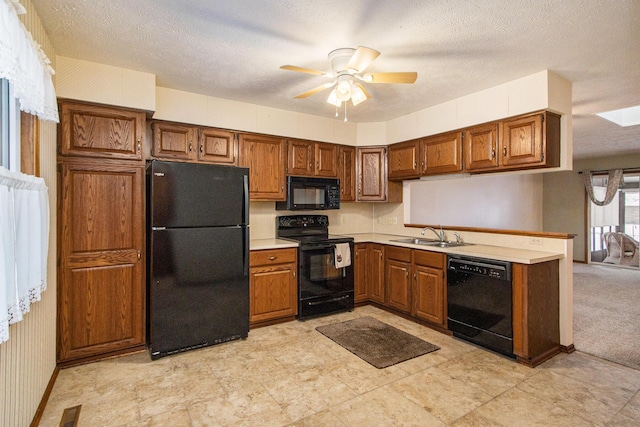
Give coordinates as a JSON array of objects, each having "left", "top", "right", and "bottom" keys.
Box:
[
  {"left": 262, "top": 367, "right": 357, "bottom": 421},
  {"left": 391, "top": 366, "right": 494, "bottom": 424},
  {"left": 330, "top": 386, "right": 447, "bottom": 426},
  {"left": 517, "top": 370, "right": 634, "bottom": 425},
  {"left": 454, "top": 388, "right": 595, "bottom": 427},
  {"left": 141, "top": 406, "right": 192, "bottom": 427},
  {"left": 329, "top": 356, "right": 409, "bottom": 394},
  {"left": 74, "top": 388, "right": 141, "bottom": 427},
  {"left": 288, "top": 409, "right": 348, "bottom": 427}
]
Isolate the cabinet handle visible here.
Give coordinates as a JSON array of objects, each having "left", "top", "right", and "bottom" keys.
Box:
[
  {"left": 268, "top": 256, "right": 278, "bottom": 261},
  {"left": 200, "top": 144, "right": 204, "bottom": 153},
  {"left": 503, "top": 147, "right": 507, "bottom": 156},
  {"left": 406, "top": 271, "right": 409, "bottom": 278},
  {"left": 379, "top": 252, "right": 382, "bottom": 259},
  {"left": 316, "top": 162, "right": 319, "bottom": 169},
  {"left": 293, "top": 271, "right": 296, "bottom": 278},
  {"left": 491, "top": 148, "right": 496, "bottom": 159},
  {"left": 414, "top": 272, "right": 416, "bottom": 280},
  {"left": 281, "top": 185, "right": 284, "bottom": 191},
  {"left": 137, "top": 138, "right": 141, "bottom": 153},
  {"left": 189, "top": 143, "right": 193, "bottom": 152},
  {"left": 137, "top": 251, "right": 141, "bottom": 262}
]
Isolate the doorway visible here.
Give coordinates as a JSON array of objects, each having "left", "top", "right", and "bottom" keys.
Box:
[{"left": 588, "top": 170, "right": 640, "bottom": 269}]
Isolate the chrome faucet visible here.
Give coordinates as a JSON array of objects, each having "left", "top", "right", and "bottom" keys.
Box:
[
  {"left": 453, "top": 232, "right": 463, "bottom": 244},
  {"left": 421, "top": 226, "right": 445, "bottom": 242}
]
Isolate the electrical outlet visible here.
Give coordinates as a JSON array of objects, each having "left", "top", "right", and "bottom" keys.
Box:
[
  {"left": 387, "top": 217, "right": 393, "bottom": 224},
  {"left": 392, "top": 217, "right": 398, "bottom": 224},
  {"left": 530, "top": 237, "right": 543, "bottom": 245}
]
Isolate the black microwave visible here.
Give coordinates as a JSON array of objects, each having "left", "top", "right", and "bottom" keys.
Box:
[{"left": 276, "top": 176, "right": 341, "bottom": 210}]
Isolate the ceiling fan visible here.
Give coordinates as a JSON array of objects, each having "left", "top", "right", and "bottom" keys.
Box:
[{"left": 281, "top": 46, "right": 417, "bottom": 111}]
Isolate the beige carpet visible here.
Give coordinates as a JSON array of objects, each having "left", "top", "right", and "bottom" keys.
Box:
[
  {"left": 316, "top": 316, "right": 439, "bottom": 369},
  {"left": 573, "top": 262, "right": 640, "bottom": 370}
]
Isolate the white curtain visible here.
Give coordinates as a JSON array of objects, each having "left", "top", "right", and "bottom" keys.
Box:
[
  {"left": 582, "top": 169, "right": 624, "bottom": 207},
  {"left": 0, "top": 0, "right": 58, "bottom": 122},
  {"left": 0, "top": 166, "right": 48, "bottom": 344}
]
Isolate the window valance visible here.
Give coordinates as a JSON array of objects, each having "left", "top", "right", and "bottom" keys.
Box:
[{"left": 0, "top": 0, "right": 58, "bottom": 122}]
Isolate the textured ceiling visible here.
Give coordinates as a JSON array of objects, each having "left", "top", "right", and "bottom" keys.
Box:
[{"left": 32, "top": 0, "right": 640, "bottom": 159}]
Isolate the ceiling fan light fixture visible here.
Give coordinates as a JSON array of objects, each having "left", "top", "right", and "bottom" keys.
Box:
[
  {"left": 326, "top": 88, "right": 342, "bottom": 107},
  {"left": 360, "top": 73, "right": 373, "bottom": 83},
  {"left": 336, "top": 78, "right": 352, "bottom": 102},
  {"left": 351, "top": 84, "right": 368, "bottom": 106}
]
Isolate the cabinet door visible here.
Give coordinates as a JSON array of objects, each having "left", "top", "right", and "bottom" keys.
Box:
[
  {"left": 386, "top": 259, "right": 412, "bottom": 313},
  {"left": 287, "top": 139, "right": 314, "bottom": 176},
  {"left": 420, "top": 131, "right": 463, "bottom": 175},
  {"left": 152, "top": 121, "right": 197, "bottom": 161},
  {"left": 413, "top": 264, "right": 444, "bottom": 325},
  {"left": 338, "top": 146, "right": 356, "bottom": 201},
  {"left": 500, "top": 113, "right": 543, "bottom": 167},
  {"left": 464, "top": 123, "right": 499, "bottom": 171},
  {"left": 354, "top": 244, "right": 369, "bottom": 303},
  {"left": 198, "top": 128, "right": 236, "bottom": 165},
  {"left": 250, "top": 263, "right": 297, "bottom": 324},
  {"left": 357, "top": 147, "right": 387, "bottom": 201},
  {"left": 58, "top": 160, "right": 145, "bottom": 363},
  {"left": 368, "top": 244, "right": 386, "bottom": 303},
  {"left": 388, "top": 139, "right": 419, "bottom": 180},
  {"left": 315, "top": 142, "right": 338, "bottom": 177},
  {"left": 240, "top": 134, "right": 286, "bottom": 200},
  {"left": 59, "top": 101, "right": 145, "bottom": 161}
]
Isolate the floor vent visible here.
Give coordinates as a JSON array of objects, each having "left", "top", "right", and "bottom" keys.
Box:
[{"left": 59, "top": 405, "right": 81, "bottom": 427}]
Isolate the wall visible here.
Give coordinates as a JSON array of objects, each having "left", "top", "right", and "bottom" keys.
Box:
[
  {"left": 543, "top": 153, "right": 640, "bottom": 261},
  {"left": 0, "top": 1, "right": 58, "bottom": 426}
]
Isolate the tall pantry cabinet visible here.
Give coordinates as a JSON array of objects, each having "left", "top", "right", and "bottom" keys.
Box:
[{"left": 57, "top": 100, "right": 146, "bottom": 364}]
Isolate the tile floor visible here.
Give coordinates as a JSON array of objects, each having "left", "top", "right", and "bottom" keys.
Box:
[{"left": 40, "top": 306, "right": 640, "bottom": 426}]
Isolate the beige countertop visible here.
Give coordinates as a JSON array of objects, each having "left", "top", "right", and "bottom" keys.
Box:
[
  {"left": 251, "top": 233, "right": 563, "bottom": 264},
  {"left": 350, "top": 233, "right": 564, "bottom": 264}
]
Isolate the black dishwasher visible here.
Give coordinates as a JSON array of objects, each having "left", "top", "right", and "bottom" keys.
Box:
[{"left": 447, "top": 255, "right": 514, "bottom": 358}]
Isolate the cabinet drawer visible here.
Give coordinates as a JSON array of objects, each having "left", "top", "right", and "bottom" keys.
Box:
[
  {"left": 251, "top": 248, "right": 297, "bottom": 266},
  {"left": 386, "top": 246, "right": 412, "bottom": 262},
  {"left": 413, "top": 250, "right": 444, "bottom": 269}
]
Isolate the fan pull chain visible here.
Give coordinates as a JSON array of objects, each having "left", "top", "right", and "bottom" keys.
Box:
[
  {"left": 344, "top": 103, "right": 347, "bottom": 122},
  {"left": 335, "top": 103, "right": 338, "bottom": 118}
]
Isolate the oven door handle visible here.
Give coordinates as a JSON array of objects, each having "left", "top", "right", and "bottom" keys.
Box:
[
  {"left": 307, "top": 294, "right": 350, "bottom": 306},
  {"left": 300, "top": 243, "right": 335, "bottom": 251}
]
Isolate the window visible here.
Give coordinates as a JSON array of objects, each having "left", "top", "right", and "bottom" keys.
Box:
[{"left": 0, "top": 78, "right": 20, "bottom": 171}]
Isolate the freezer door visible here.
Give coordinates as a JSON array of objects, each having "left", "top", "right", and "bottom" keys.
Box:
[
  {"left": 149, "top": 160, "right": 249, "bottom": 228},
  {"left": 148, "top": 226, "right": 249, "bottom": 357}
]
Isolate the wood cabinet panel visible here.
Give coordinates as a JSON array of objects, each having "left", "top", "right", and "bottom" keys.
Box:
[
  {"left": 339, "top": 145, "right": 356, "bottom": 201},
  {"left": 354, "top": 243, "right": 369, "bottom": 303},
  {"left": 420, "top": 131, "right": 463, "bottom": 175},
  {"left": 240, "top": 134, "right": 286, "bottom": 200},
  {"left": 315, "top": 142, "right": 338, "bottom": 177},
  {"left": 500, "top": 114, "right": 543, "bottom": 167},
  {"left": 357, "top": 147, "right": 386, "bottom": 201},
  {"left": 413, "top": 264, "right": 444, "bottom": 325},
  {"left": 369, "top": 244, "right": 386, "bottom": 303},
  {"left": 388, "top": 139, "right": 419, "bottom": 180},
  {"left": 386, "top": 259, "right": 412, "bottom": 313},
  {"left": 287, "top": 139, "right": 314, "bottom": 176},
  {"left": 198, "top": 128, "right": 236, "bottom": 164},
  {"left": 464, "top": 123, "right": 499, "bottom": 171},
  {"left": 58, "top": 160, "right": 145, "bottom": 363},
  {"left": 249, "top": 248, "right": 297, "bottom": 324},
  {"left": 152, "top": 121, "right": 197, "bottom": 161},
  {"left": 59, "top": 101, "right": 145, "bottom": 161}
]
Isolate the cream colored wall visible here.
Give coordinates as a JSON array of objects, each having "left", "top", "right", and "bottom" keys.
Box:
[
  {"left": 543, "top": 153, "right": 640, "bottom": 261},
  {"left": 0, "top": 2, "right": 58, "bottom": 426}
]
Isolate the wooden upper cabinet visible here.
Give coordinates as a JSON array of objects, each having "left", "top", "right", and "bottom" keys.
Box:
[
  {"left": 286, "top": 139, "right": 338, "bottom": 177},
  {"left": 357, "top": 146, "right": 387, "bottom": 201},
  {"left": 152, "top": 121, "right": 197, "bottom": 161},
  {"left": 500, "top": 111, "right": 560, "bottom": 169},
  {"left": 198, "top": 128, "right": 236, "bottom": 165},
  {"left": 339, "top": 145, "right": 356, "bottom": 202},
  {"left": 59, "top": 100, "right": 145, "bottom": 161},
  {"left": 420, "top": 131, "right": 463, "bottom": 175},
  {"left": 388, "top": 139, "right": 420, "bottom": 180},
  {"left": 240, "top": 133, "right": 286, "bottom": 201},
  {"left": 464, "top": 122, "right": 500, "bottom": 171},
  {"left": 315, "top": 142, "right": 338, "bottom": 177}
]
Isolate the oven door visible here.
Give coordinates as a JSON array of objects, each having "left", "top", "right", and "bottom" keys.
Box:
[{"left": 298, "top": 242, "right": 354, "bottom": 318}]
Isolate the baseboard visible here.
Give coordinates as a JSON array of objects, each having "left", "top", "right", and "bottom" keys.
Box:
[
  {"left": 561, "top": 344, "right": 576, "bottom": 353},
  {"left": 30, "top": 366, "right": 60, "bottom": 427}
]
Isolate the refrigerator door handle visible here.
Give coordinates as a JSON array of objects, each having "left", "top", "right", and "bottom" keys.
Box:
[
  {"left": 243, "top": 174, "right": 250, "bottom": 225},
  {"left": 244, "top": 226, "right": 250, "bottom": 277}
]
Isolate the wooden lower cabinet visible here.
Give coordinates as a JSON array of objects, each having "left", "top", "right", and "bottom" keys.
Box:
[
  {"left": 512, "top": 260, "right": 560, "bottom": 366},
  {"left": 385, "top": 246, "right": 412, "bottom": 313},
  {"left": 412, "top": 251, "right": 445, "bottom": 326},
  {"left": 354, "top": 243, "right": 385, "bottom": 303},
  {"left": 57, "top": 159, "right": 145, "bottom": 364},
  {"left": 249, "top": 248, "right": 298, "bottom": 325}
]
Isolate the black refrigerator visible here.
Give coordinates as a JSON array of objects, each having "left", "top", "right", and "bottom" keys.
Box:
[{"left": 146, "top": 160, "right": 250, "bottom": 359}]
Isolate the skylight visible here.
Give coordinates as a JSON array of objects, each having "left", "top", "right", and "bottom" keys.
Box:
[{"left": 596, "top": 105, "right": 640, "bottom": 127}]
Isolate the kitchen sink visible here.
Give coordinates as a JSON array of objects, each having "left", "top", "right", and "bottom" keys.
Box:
[{"left": 390, "top": 238, "right": 473, "bottom": 248}]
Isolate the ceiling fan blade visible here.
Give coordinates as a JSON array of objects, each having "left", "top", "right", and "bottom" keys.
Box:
[
  {"left": 355, "top": 83, "right": 370, "bottom": 99},
  {"left": 294, "top": 82, "right": 334, "bottom": 98},
  {"left": 280, "top": 65, "right": 327, "bottom": 76},
  {"left": 346, "top": 46, "right": 380, "bottom": 73},
  {"left": 365, "top": 72, "right": 418, "bottom": 84}
]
